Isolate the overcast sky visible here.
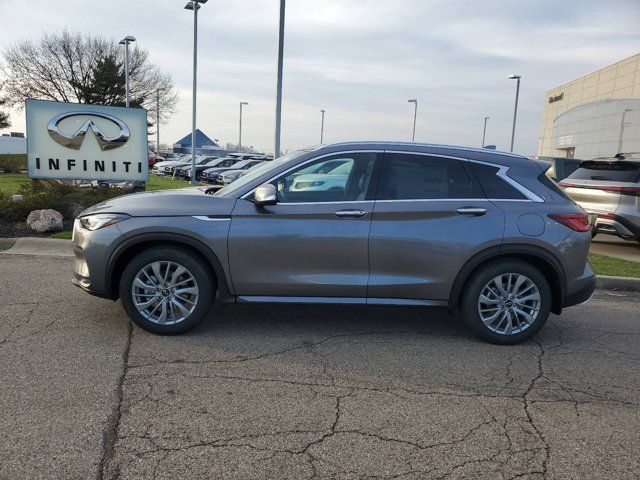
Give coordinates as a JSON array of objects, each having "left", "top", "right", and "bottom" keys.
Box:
[{"left": 1, "top": 0, "right": 639, "bottom": 155}]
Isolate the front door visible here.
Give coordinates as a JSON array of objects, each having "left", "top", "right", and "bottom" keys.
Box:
[{"left": 228, "top": 152, "right": 380, "bottom": 299}]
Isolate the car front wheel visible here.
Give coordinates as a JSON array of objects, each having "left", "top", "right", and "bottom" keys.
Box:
[
  {"left": 461, "top": 260, "right": 551, "bottom": 344},
  {"left": 119, "top": 247, "right": 215, "bottom": 334}
]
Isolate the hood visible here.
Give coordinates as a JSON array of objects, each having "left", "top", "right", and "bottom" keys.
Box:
[{"left": 80, "top": 187, "right": 237, "bottom": 217}]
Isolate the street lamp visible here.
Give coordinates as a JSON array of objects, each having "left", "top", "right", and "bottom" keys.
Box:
[
  {"left": 482, "top": 116, "right": 489, "bottom": 147},
  {"left": 320, "top": 109, "right": 325, "bottom": 144},
  {"left": 508, "top": 74, "right": 521, "bottom": 152},
  {"left": 274, "top": 0, "right": 286, "bottom": 157},
  {"left": 118, "top": 36, "right": 136, "bottom": 107},
  {"left": 239, "top": 101, "right": 249, "bottom": 149},
  {"left": 156, "top": 88, "right": 165, "bottom": 153},
  {"left": 408, "top": 99, "right": 417, "bottom": 142},
  {"left": 184, "top": 0, "right": 208, "bottom": 183}
]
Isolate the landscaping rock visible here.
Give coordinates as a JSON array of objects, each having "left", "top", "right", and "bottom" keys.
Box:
[
  {"left": 9, "top": 194, "right": 25, "bottom": 202},
  {"left": 26, "top": 209, "right": 64, "bottom": 233}
]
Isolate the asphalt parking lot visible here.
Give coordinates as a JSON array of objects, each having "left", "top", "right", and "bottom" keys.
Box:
[{"left": 1, "top": 253, "right": 640, "bottom": 480}]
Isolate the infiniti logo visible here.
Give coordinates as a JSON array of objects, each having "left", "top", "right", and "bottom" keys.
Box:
[{"left": 47, "top": 111, "right": 130, "bottom": 151}]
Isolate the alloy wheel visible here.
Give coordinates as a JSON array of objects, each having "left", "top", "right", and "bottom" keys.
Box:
[
  {"left": 477, "top": 273, "right": 541, "bottom": 335},
  {"left": 131, "top": 261, "right": 199, "bottom": 325}
]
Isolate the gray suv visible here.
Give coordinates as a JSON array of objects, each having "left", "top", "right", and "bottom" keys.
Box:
[{"left": 72, "top": 142, "right": 595, "bottom": 344}]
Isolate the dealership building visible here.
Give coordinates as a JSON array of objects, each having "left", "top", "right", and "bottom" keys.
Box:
[{"left": 537, "top": 53, "right": 640, "bottom": 160}]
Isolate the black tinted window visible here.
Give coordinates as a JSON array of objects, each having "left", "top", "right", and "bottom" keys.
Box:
[
  {"left": 378, "top": 154, "right": 475, "bottom": 200},
  {"left": 470, "top": 163, "right": 527, "bottom": 200},
  {"left": 567, "top": 161, "right": 640, "bottom": 183}
]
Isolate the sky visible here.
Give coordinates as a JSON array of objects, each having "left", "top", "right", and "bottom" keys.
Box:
[{"left": 0, "top": 0, "right": 639, "bottom": 155}]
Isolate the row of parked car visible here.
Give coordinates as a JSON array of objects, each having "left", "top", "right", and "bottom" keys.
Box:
[{"left": 152, "top": 152, "right": 273, "bottom": 188}]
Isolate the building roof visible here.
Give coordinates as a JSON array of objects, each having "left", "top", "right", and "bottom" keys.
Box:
[{"left": 174, "top": 129, "right": 220, "bottom": 148}]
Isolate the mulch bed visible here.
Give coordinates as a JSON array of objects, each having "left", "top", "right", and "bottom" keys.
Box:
[{"left": 0, "top": 221, "right": 73, "bottom": 238}]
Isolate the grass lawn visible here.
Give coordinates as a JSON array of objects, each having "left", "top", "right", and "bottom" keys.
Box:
[
  {"left": 48, "top": 231, "right": 73, "bottom": 239},
  {"left": 589, "top": 253, "right": 640, "bottom": 278},
  {"left": 146, "top": 174, "right": 202, "bottom": 190},
  {"left": 0, "top": 173, "right": 31, "bottom": 195},
  {"left": 0, "top": 172, "right": 199, "bottom": 195}
]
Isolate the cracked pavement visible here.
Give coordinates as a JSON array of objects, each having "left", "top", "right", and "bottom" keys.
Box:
[{"left": 1, "top": 254, "right": 640, "bottom": 479}]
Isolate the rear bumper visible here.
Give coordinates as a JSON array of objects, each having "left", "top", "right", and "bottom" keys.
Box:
[
  {"left": 593, "top": 213, "right": 640, "bottom": 239},
  {"left": 564, "top": 276, "right": 596, "bottom": 307}
]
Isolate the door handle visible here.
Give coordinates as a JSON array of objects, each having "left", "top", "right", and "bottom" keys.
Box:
[
  {"left": 334, "top": 209, "right": 368, "bottom": 218},
  {"left": 456, "top": 207, "right": 487, "bottom": 216}
]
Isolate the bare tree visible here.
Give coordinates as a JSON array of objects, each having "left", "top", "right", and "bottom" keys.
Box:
[
  {"left": 1, "top": 30, "right": 177, "bottom": 127},
  {"left": 0, "top": 98, "right": 9, "bottom": 129}
]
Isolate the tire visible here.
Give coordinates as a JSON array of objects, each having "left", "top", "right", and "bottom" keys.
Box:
[
  {"left": 119, "top": 247, "right": 216, "bottom": 335},
  {"left": 460, "top": 260, "right": 552, "bottom": 345}
]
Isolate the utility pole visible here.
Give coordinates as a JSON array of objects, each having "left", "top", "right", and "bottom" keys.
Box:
[{"left": 274, "top": 0, "right": 286, "bottom": 157}]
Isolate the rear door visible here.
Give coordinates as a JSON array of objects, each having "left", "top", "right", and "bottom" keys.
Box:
[{"left": 368, "top": 152, "right": 504, "bottom": 302}]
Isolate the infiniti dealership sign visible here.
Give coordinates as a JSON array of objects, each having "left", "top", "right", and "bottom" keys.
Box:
[{"left": 26, "top": 99, "right": 148, "bottom": 181}]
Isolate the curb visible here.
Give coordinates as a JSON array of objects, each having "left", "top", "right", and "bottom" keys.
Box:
[
  {"left": 1, "top": 237, "right": 73, "bottom": 257},
  {"left": 595, "top": 275, "right": 640, "bottom": 292}
]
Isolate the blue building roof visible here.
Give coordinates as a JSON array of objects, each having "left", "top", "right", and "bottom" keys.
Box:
[{"left": 174, "top": 129, "right": 219, "bottom": 148}]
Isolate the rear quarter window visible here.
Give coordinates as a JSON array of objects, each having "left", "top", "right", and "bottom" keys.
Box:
[{"left": 469, "top": 163, "right": 527, "bottom": 200}]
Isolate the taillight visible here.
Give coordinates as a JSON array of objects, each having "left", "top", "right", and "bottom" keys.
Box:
[
  {"left": 598, "top": 186, "right": 640, "bottom": 196},
  {"left": 558, "top": 182, "right": 640, "bottom": 196},
  {"left": 548, "top": 213, "right": 591, "bottom": 232}
]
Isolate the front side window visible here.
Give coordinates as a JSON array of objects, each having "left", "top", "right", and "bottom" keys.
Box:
[
  {"left": 378, "top": 153, "right": 475, "bottom": 200},
  {"left": 274, "top": 153, "right": 377, "bottom": 203}
]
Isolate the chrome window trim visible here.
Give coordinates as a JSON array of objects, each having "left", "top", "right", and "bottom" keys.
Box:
[
  {"left": 239, "top": 149, "right": 542, "bottom": 204},
  {"left": 467, "top": 158, "right": 544, "bottom": 203},
  {"left": 382, "top": 151, "right": 543, "bottom": 203},
  {"left": 240, "top": 150, "right": 384, "bottom": 201}
]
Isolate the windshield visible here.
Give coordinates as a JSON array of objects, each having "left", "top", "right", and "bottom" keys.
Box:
[{"left": 215, "top": 149, "right": 312, "bottom": 197}]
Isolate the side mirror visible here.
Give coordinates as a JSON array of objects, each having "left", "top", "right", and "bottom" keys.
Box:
[{"left": 253, "top": 183, "right": 277, "bottom": 206}]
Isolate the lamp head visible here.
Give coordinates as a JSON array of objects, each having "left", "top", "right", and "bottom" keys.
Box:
[
  {"left": 408, "top": 99, "right": 417, "bottom": 104},
  {"left": 119, "top": 35, "right": 136, "bottom": 45},
  {"left": 508, "top": 74, "right": 521, "bottom": 80}
]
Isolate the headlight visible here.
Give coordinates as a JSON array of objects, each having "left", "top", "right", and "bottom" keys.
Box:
[{"left": 79, "top": 213, "right": 130, "bottom": 231}]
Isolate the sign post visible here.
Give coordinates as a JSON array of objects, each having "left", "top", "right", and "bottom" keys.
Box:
[{"left": 26, "top": 99, "right": 148, "bottom": 182}]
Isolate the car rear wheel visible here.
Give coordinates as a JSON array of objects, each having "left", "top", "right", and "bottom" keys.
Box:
[
  {"left": 119, "top": 247, "right": 215, "bottom": 335},
  {"left": 460, "top": 260, "right": 551, "bottom": 344}
]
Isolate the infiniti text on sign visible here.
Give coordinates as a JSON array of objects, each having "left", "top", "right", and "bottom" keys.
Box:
[{"left": 26, "top": 99, "right": 149, "bottom": 181}]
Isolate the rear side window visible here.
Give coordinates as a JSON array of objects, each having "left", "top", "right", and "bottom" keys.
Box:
[
  {"left": 469, "top": 163, "right": 527, "bottom": 200},
  {"left": 567, "top": 161, "right": 640, "bottom": 183},
  {"left": 377, "top": 154, "right": 475, "bottom": 200}
]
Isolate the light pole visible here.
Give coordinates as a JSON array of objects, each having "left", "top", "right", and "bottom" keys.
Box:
[
  {"left": 155, "top": 88, "right": 165, "bottom": 153},
  {"left": 185, "top": 0, "right": 207, "bottom": 183},
  {"left": 320, "top": 109, "right": 325, "bottom": 144},
  {"left": 118, "top": 36, "right": 136, "bottom": 107},
  {"left": 508, "top": 74, "right": 521, "bottom": 152},
  {"left": 274, "top": 0, "right": 286, "bottom": 157},
  {"left": 408, "top": 99, "right": 417, "bottom": 142},
  {"left": 482, "top": 116, "right": 489, "bottom": 147},
  {"left": 239, "top": 101, "right": 249, "bottom": 149}
]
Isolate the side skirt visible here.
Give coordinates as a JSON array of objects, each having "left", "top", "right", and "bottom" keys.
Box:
[{"left": 234, "top": 296, "right": 448, "bottom": 307}]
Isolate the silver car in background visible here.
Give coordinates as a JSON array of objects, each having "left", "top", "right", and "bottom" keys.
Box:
[
  {"left": 72, "top": 142, "right": 595, "bottom": 344},
  {"left": 559, "top": 157, "right": 640, "bottom": 242}
]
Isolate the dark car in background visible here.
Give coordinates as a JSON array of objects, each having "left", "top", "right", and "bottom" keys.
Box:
[
  {"left": 176, "top": 156, "right": 242, "bottom": 179},
  {"left": 200, "top": 159, "right": 266, "bottom": 184},
  {"left": 72, "top": 142, "right": 595, "bottom": 344}
]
